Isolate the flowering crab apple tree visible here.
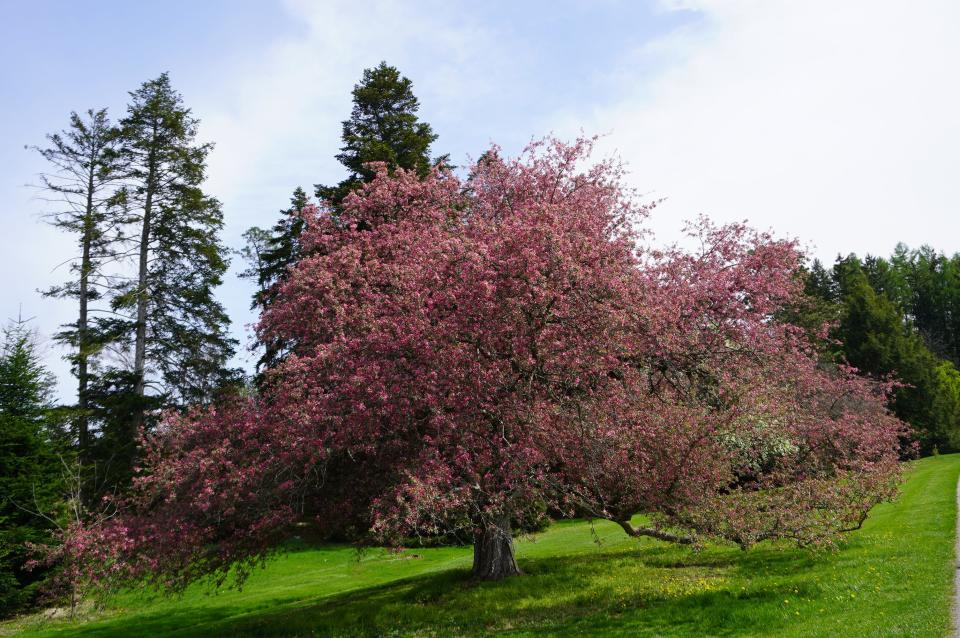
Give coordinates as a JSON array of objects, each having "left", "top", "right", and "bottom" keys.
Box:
[
  {"left": 83, "top": 138, "right": 903, "bottom": 587},
  {"left": 550, "top": 222, "right": 905, "bottom": 548}
]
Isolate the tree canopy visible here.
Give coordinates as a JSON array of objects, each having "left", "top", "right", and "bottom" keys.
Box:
[{"left": 71, "top": 139, "right": 904, "bottom": 586}]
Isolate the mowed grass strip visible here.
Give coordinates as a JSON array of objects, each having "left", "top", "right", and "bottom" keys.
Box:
[{"left": 6, "top": 454, "right": 959, "bottom": 638}]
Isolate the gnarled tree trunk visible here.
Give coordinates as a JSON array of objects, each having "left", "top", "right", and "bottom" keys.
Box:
[{"left": 472, "top": 515, "right": 520, "bottom": 580}]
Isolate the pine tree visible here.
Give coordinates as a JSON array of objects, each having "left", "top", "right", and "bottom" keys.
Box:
[
  {"left": 835, "top": 264, "right": 913, "bottom": 373},
  {"left": 799, "top": 253, "right": 960, "bottom": 452},
  {"left": 242, "top": 62, "right": 443, "bottom": 376},
  {"left": 0, "top": 319, "right": 64, "bottom": 617},
  {"left": 32, "top": 109, "right": 123, "bottom": 456},
  {"left": 113, "top": 73, "right": 238, "bottom": 433},
  {"left": 777, "top": 259, "right": 841, "bottom": 355},
  {"left": 894, "top": 246, "right": 959, "bottom": 365}
]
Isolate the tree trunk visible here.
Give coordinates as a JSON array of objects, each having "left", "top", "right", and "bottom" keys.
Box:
[
  {"left": 132, "top": 192, "right": 150, "bottom": 400},
  {"left": 76, "top": 165, "right": 95, "bottom": 458},
  {"left": 132, "top": 141, "right": 156, "bottom": 435},
  {"left": 471, "top": 515, "right": 520, "bottom": 580}
]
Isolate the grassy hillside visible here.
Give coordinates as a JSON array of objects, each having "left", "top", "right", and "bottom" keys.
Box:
[{"left": 6, "top": 454, "right": 960, "bottom": 637}]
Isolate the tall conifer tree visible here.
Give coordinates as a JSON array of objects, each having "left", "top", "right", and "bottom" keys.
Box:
[
  {"left": 113, "top": 73, "right": 237, "bottom": 434},
  {"left": 243, "top": 62, "right": 443, "bottom": 375},
  {"left": 239, "top": 188, "right": 308, "bottom": 374},
  {"left": 32, "top": 109, "right": 123, "bottom": 456},
  {"left": 315, "top": 61, "right": 443, "bottom": 206}
]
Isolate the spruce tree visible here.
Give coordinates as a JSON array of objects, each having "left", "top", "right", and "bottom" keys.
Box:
[
  {"left": 113, "top": 73, "right": 238, "bottom": 434},
  {"left": 242, "top": 187, "right": 309, "bottom": 313},
  {"left": 242, "top": 62, "right": 443, "bottom": 376},
  {"left": 315, "top": 61, "right": 443, "bottom": 206},
  {"left": 32, "top": 109, "right": 123, "bottom": 456},
  {"left": 0, "top": 320, "right": 64, "bottom": 617},
  {"left": 240, "top": 188, "right": 308, "bottom": 374},
  {"left": 893, "top": 246, "right": 960, "bottom": 365}
]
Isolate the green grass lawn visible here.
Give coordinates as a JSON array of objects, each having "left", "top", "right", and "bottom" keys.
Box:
[{"left": 6, "top": 454, "right": 960, "bottom": 637}]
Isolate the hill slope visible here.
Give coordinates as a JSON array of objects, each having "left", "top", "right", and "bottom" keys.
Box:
[{"left": 7, "top": 454, "right": 960, "bottom": 637}]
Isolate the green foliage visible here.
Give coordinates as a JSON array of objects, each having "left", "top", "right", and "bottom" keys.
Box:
[
  {"left": 32, "top": 108, "right": 124, "bottom": 458},
  {"left": 779, "top": 259, "right": 841, "bottom": 351},
  {"left": 248, "top": 187, "right": 309, "bottom": 308},
  {"left": 240, "top": 188, "right": 309, "bottom": 374},
  {"left": 893, "top": 245, "right": 960, "bottom": 366},
  {"left": 32, "top": 75, "right": 242, "bottom": 513},
  {"left": 113, "top": 72, "right": 240, "bottom": 408},
  {"left": 316, "top": 61, "right": 443, "bottom": 207},
  {"left": 81, "top": 369, "right": 161, "bottom": 491},
  {"left": 0, "top": 321, "right": 65, "bottom": 618},
  {"left": 853, "top": 245, "right": 960, "bottom": 367},
  {"left": 7, "top": 455, "right": 956, "bottom": 637},
  {"left": 834, "top": 263, "right": 915, "bottom": 374},
  {"left": 802, "top": 254, "right": 960, "bottom": 452},
  {"left": 931, "top": 361, "right": 960, "bottom": 449}
]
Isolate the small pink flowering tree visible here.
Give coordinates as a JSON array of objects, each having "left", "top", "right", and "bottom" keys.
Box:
[{"left": 83, "top": 138, "right": 903, "bottom": 586}]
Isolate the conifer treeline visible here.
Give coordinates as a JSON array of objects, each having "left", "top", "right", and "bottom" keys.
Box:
[{"left": 805, "top": 247, "right": 960, "bottom": 452}]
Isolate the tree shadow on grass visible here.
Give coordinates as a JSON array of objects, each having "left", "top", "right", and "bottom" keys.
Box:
[
  {"left": 226, "top": 563, "right": 794, "bottom": 638},
  {"left": 34, "top": 543, "right": 825, "bottom": 638},
  {"left": 18, "top": 529, "right": 848, "bottom": 638}
]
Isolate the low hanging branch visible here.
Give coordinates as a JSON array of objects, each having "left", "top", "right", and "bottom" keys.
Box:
[{"left": 613, "top": 520, "right": 695, "bottom": 545}]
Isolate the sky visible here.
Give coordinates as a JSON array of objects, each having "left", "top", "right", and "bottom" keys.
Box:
[{"left": 1, "top": 0, "right": 958, "bottom": 400}]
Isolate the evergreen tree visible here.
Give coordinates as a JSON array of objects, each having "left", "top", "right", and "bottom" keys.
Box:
[
  {"left": 858, "top": 254, "right": 907, "bottom": 308},
  {"left": 315, "top": 61, "right": 444, "bottom": 207},
  {"left": 242, "top": 62, "right": 443, "bottom": 376},
  {"left": 239, "top": 188, "right": 308, "bottom": 374},
  {"left": 32, "top": 109, "right": 123, "bottom": 457},
  {"left": 833, "top": 259, "right": 908, "bottom": 373},
  {"left": 237, "top": 226, "right": 272, "bottom": 304},
  {"left": 829, "top": 260, "right": 960, "bottom": 451},
  {"left": 0, "top": 319, "right": 64, "bottom": 617},
  {"left": 787, "top": 259, "right": 842, "bottom": 351},
  {"left": 892, "top": 245, "right": 960, "bottom": 366},
  {"left": 112, "top": 73, "right": 238, "bottom": 438},
  {"left": 946, "top": 253, "right": 960, "bottom": 366},
  {"left": 242, "top": 187, "right": 309, "bottom": 313}
]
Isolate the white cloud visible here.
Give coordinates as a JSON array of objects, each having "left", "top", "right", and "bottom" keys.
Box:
[
  {"left": 198, "top": 0, "right": 519, "bottom": 231},
  {"left": 11, "top": 0, "right": 960, "bottom": 400},
  {"left": 195, "top": 0, "right": 525, "bottom": 369},
  {"left": 557, "top": 0, "right": 960, "bottom": 260}
]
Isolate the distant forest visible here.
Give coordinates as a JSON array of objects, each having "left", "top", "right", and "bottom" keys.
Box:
[{"left": 804, "top": 246, "right": 960, "bottom": 453}]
